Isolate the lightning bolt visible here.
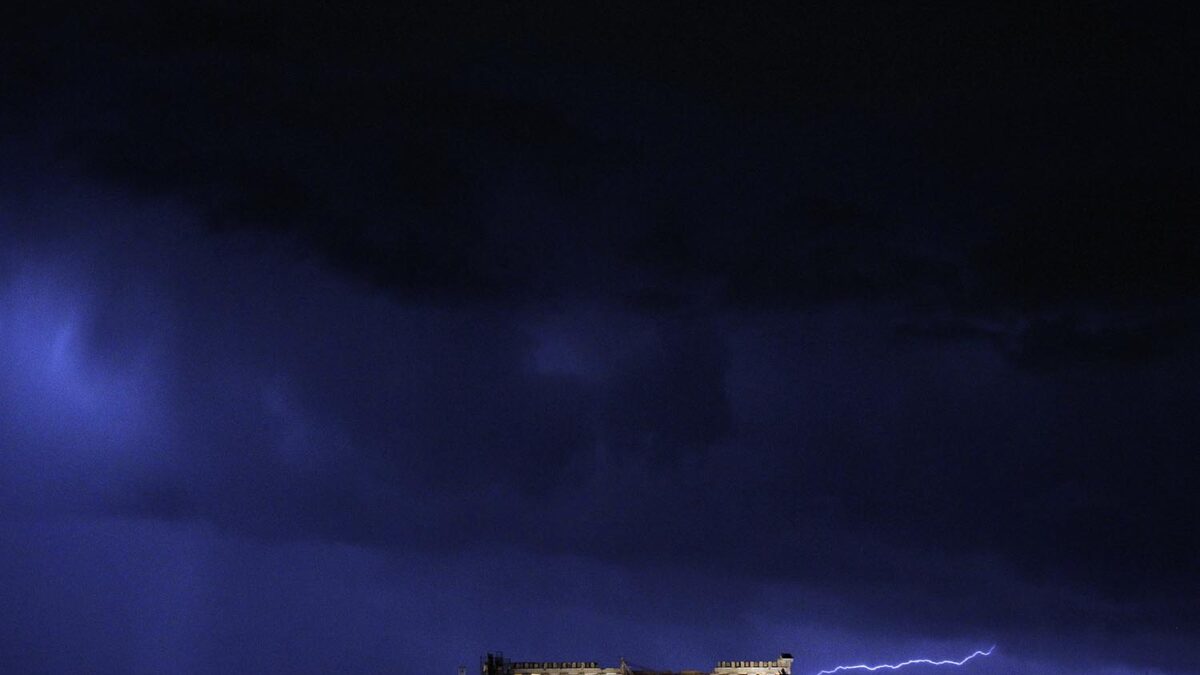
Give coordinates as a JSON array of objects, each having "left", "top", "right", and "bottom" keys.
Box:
[{"left": 816, "top": 645, "right": 995, "bottom": 674}]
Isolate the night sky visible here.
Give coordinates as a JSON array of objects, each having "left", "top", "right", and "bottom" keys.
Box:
[{"left": 1, "top": 3, "right": 1198, "bottom": 674}]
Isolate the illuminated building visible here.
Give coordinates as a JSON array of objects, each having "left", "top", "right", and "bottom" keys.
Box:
[{"left": 480, "top": 652, "right": 793, "bottom": 675}]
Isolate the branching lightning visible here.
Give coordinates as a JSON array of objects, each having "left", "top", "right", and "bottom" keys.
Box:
[{"left": 816, "top": 645, "right": 995, "bottom": 674}]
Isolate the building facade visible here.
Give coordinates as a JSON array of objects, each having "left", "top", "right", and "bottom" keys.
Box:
[{"left": 481, "top": 653, "right": 793, "bottom": 675}]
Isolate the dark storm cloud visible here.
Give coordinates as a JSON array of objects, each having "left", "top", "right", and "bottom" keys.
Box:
[
  {"left": 598, "top": 318, "right": 732, "bottom": 458},
  {"left": 3, "top": 160, "right": 1197, "bottom": 674},
  {"left": 2, "top": 2, "right": 1198, "bottom": 673},
  {"left": 13, "top": 2, "right": 1195, "bottom": 371}
]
